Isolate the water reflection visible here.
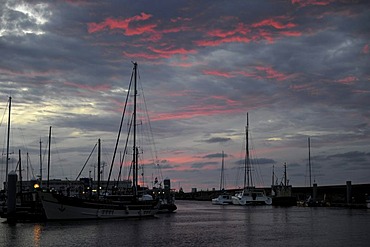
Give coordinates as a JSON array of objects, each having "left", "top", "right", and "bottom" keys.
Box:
[{"left": 33, "top": 224, "right": 43, "bottom": 247}]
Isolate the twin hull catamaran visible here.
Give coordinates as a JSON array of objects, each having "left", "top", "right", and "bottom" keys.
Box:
[
  {"left": 39, "top": 63, "right": 159, "bottom": 220},
  {"left": 232, "top": 113, "right": 272, "bottom": 206}
]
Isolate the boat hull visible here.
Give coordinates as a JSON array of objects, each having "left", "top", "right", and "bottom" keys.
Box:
[
  {"left": 212, "top": 195, "right": 233, "bottom": 205},
  {"left": 232, "top": 189, "right": 272, "bottom": 205},
  {"left": 40, "top": 192, "right": 159, "bottom": 220},
  {"left": 231, "top": 195, "right": 272, "bottom": 205}
]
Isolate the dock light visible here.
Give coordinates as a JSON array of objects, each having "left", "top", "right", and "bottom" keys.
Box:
[{"left": 34, "top": 183, "right": 40, "bottom": 189}]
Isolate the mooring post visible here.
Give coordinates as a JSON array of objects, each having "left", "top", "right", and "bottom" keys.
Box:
[
  {"left": 7, "top": 171, "right": 18, "bottom": 221},
  {"left": 312, "top": 183, "right": 317, "bottom": 203},
  {"left": 346, "top": 181, "right": 352, "bottom": 204}
]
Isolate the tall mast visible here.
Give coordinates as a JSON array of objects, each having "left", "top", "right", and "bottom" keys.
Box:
[
  {"left": 5, "top": 97, "right": 11, "bottom": 189},
  {"left": 308, "top": 137, "right": 311, "bottom": 188},
  {"left": 19, "top": 150, "right": 22, "bottom": 200},
  {"left": 97, "top": 138, "right": 101, "bottom": 197},
  {"left": 26, "top": 152, "right": 29, "bottom": 181},
  {"left": 39, "top": 138, "right": 42, "bottom": 188},
  {"left": 220, "top": 151, "right": 224, "bottom": 191},
  {"left": 47, "top": 126, "right": 51, "bottom": 189},
  {"left": 133, "top": 62, "right": 138, "bottom": 196},
  {"left": 245, "top": 112, "right": 251, "bottom": 188}
]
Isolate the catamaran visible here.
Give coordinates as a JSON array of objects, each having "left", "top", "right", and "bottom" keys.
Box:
[{"left": 232, "top": 113, "right": 272, "bottom": 206}]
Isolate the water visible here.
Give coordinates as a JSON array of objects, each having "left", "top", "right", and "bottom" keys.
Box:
[{"left": 1, "top": 200, "right": 370, "bottom": 247}]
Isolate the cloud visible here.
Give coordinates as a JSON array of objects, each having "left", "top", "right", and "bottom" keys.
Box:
[
  {"left": 201, "top": 137, "right": 232, "bottom": 144},
  {"left": 1, "top": 0, "right": 369, "bottom": 191},
  {"left": 202, "top": 152, "right": 229, "bottom": 159}
]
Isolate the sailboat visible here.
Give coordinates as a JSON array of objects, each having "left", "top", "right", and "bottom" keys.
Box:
[
  {"left": 212, "top": 151, "right": 232, "bottom": 205},
  {"left": 231, "top": 113, "right": 272, "bottom": 205},
  {"left": 39, "top": 62, "right": 159, "bottom": 220},
  {"left": 0, "top": 97, "right": 44, "bottom": 222}
]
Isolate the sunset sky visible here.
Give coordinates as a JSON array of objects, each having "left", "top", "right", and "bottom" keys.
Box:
[{"left": 1, "top": 0, "right": 369, "bottom": 192}]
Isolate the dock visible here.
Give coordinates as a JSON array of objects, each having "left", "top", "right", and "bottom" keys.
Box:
[{"left": 175, "top": 182, "right": 370, "bottom": 208}]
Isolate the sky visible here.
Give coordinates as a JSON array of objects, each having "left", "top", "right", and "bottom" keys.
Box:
[{"left": 0, "top": 0, "right": 369, "bottom": 192}]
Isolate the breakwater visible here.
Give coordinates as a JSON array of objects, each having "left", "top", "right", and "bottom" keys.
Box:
[{"left": 175, "top": 182, "right": 370, "bottom": 207}]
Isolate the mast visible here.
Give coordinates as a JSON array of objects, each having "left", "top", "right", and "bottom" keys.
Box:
[
  {"left": 19, "top": 149, "right": 22, "bottom": 198},
  {"left": 133, "top": 62, "right": 138, "bottom": 196},
  {"left": 47, "top": 126, "right": 51, "bottom": 189},
  {"left": 245, "top": 112, "right": 251, "bottom": 188},
  {"left": 308, "top": 137, "right": 312, "bottom": 188},
  {"left": 39, "top": 138, "right": 42, "bottom": 188},
  {"left": 5, "top": 97, "right": 11, "bottom": 189},
  {"left": 97, "top": 138, "right": 101, "bottom": 197},
  {"left": 220, "top": 151, "right": 224, "bottom": 191},
  {"left": 284, "top": 162, "right": 287, "bottom": 186},
  {"left": 26, "top": 152, "right": 29, "bottom": 181}
]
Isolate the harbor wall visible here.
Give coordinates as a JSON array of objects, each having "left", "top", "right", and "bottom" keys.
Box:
[{"left": 175, "top": 183, "right": 370, "bottom": 205}]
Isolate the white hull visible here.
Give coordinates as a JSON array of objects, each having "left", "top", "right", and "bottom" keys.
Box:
[
  {"left": 212, "top": 195, "right": 233, "bottom": 205},
  {"left": 232, "top": 190, "right": 272, "bottom": 205},
  {"left": 40, "top": 192, "right": 158, "bottom": 220}
]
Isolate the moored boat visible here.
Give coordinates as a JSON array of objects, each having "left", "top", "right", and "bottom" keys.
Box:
[
  {"left": 39, "top": 62, "right": 160, "bottom": 220},
  {"left": 212, "top": 194, "right": 233, "bottom": 205},
  {"left": 232, "top": 188, "right": 272, "bottom": 205},
  {"left": 39, "top": 191, "right": 158, "bottom": 220},
  {"left": 211, "top": 151, "right": 233, "bottom": 205},
  {"left": 271, "top": 164, "right": 297, "bottom": 206},
  {"left": 231, "top": 113, "right": 272, "bottom": 206}
]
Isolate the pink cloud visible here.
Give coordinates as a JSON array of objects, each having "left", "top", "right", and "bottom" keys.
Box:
[
  {"left": 87, "top": 13, "right": 153, "bottom": 34},
  {"left": 195, "top": 36, "right": 251, "bottom": 47},
  {"left": 280, "top": 31, "right": 302, "bottom": 37},
  {"left": 207, "top": 23, "right": 250, "bottom": 38},
  {"left": 254, "top": 66, "right": 292, "bottom": 81},
  {"left": 125, "top": 23, "right": 157, "bottom": 36},
  {"left": 251, "top": 19, "right": 297, "bottom": 29},
  {"left": 149, "top": 47, "right": 197, "bottom": 56},
  {"left": 362, "top": 44, "right": 369, "bottom": 54},
  {"left": 202, "top": 65, "right": 296, "bottom": 82},
  {"left": 336, "top": 76, "right": 358, "bottom": 85},
  {"left": 289, "top": 83, "right": 320, "bottom": 95},
  {"left": 170, "top": 17, "right": 192, "bottom": 23},
  {"left": 150, "top": 98, "right": 244, "bottom": 122},
  {"left": 202, "top": 70, "right": 235, "bottom": 78}
]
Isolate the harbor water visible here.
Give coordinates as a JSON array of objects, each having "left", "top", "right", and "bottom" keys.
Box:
[{"left": 1, "top": 200, "right": 370, "bottom": 247}]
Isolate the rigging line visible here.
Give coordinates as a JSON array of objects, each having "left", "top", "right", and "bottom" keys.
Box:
[
  {"left": 139, "top": 82, "right": 158, "bottom": 160},
  {"left": 75, "top": 142, "right": 97, "bottom": 181},
  {"left": 139, "top": 80, "right": 163, "bottom": 181},
  {"left": 27, "top": 153, "right": 36, "bottom": 179},
  {"left": 105, "top": 67, "right": 134, "bottom": 193},
  {"left": 116, "top": 114, "right": 133, "bottom": 187},
  {"left": 0, "top": 99, "right": 9, "bottom": 128}
]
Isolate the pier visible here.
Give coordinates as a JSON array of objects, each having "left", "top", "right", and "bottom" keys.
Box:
[{"left": 175, "top": 182, "right": 370, "bottom": 208}]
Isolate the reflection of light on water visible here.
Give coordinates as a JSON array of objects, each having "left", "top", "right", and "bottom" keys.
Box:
[{"left": 33, "top": 224, "right": 43, "bottom": 247}]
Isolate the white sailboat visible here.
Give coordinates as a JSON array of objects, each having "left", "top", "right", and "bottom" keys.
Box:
[
  {"left": 39, "top": 62, "right": 159, "bottom": 220},
  {"left": 212, "top": 151, "right": 233, "bottom": 205},
  {"left": 232, "top": 113, "right": 272, "bottom": 205}
]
